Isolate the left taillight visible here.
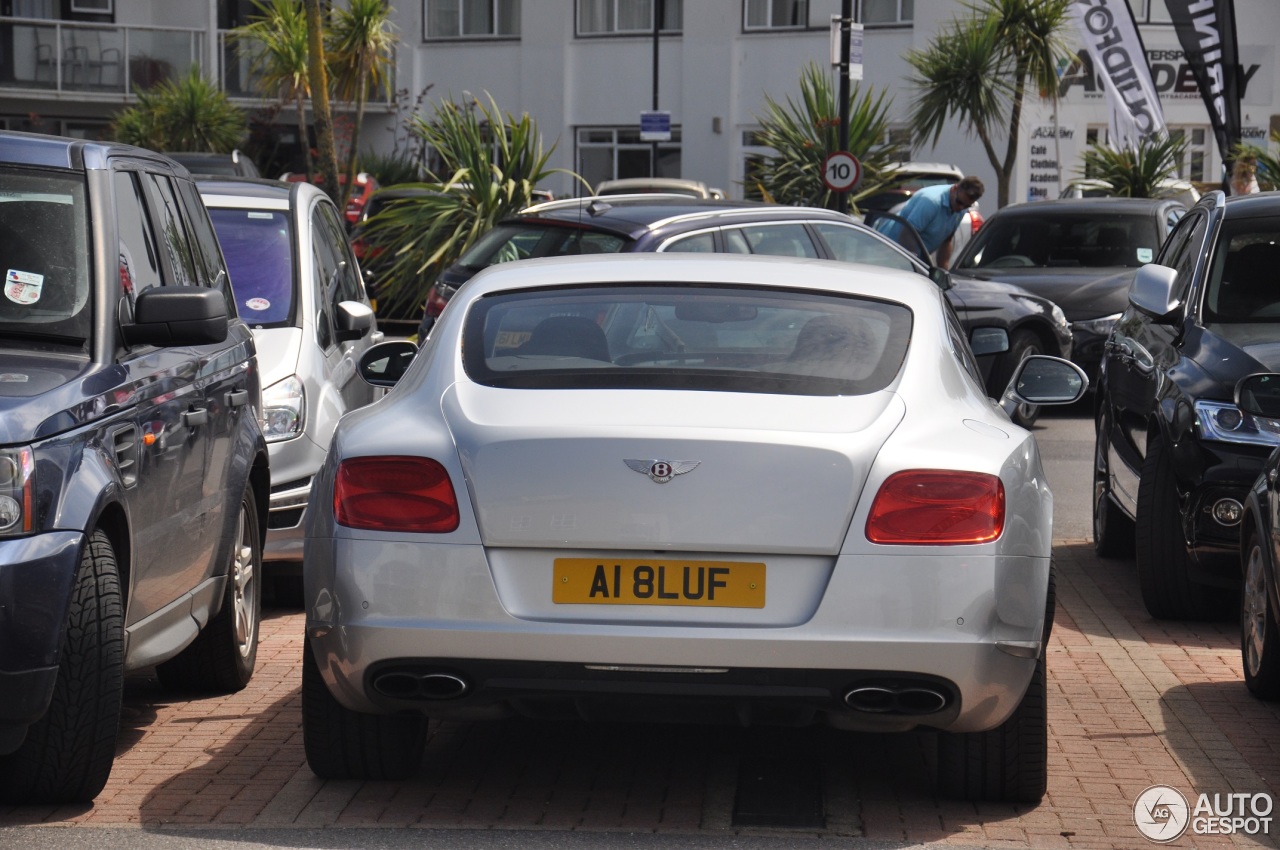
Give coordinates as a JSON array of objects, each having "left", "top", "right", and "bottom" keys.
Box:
[
  {"left": 0, "top": 447, "right": 35, "bottom": 535},
  {"left": 334, "top": 456, "right": 459, "bottom": 533},
  {"left": 865, "top": 470, "right": 1004, "bottom": 545}
]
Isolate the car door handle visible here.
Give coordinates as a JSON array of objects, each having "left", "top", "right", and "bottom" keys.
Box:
[
  {"left": 1105, "top": 339, "right": 1135, "bottom": 360},
  {"left": 226, "top": 389, "right": 250, "bottom": 408},
  {"left": 183, "top": 407, "right": 208, "bottom": 428}
]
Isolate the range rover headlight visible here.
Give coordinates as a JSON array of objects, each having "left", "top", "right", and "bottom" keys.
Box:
[
  {"left": 1070, "top": 312, "right": 1123, "bottom": 337},
  {"left": 260, "top": 376, "right": 305, "bottom": 443},
  {"left": 0, "top": 447, "right": 35, "bottom": 534},
  {"left": 1195, "top": 400, "right": 1280, "bottom": 447}
]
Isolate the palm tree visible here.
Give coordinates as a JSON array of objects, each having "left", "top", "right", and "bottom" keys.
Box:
[
  {"left": 233, "top": 0, "right": 314, "bottom": 179},
  {"left": 1234, "top": 132, "right": 1280, "bottom": 191},
  {"left": 908, "top": 0, "right": 1074, "bottom": 207},
  {"left": 304, "top": 0, "right": 342, "bottom": 205},
  {"left": 752, "top": 62, "right": 899, "bottom": 209},
  {"left": 327, "top": 0, "right": 397, "bottom": 211},
  {"left": 358, "top": 92, "right": 581, "bottom": 318},
  {"left": 1078, "top": 135, "right": 1188, "bottom": 198},
  {"left": 113, "top": 66, "right": 246, "bottom": 152}
]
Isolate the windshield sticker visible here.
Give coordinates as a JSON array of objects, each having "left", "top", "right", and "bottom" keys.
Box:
[
  {"left": 0, "top": 373, "right": 29, "bottom": 383},
  {"left": 247, "top": 212, "right": 275, "bottom": 219},
  {"left": 5, "top": 269, "right": 43, "bottom": 305},
  {"left": 245, "top": 297, "right": 271, "bottom": 311},
  {"left": 1137, "top": 248, "right": 1153, "bottom": 263}
]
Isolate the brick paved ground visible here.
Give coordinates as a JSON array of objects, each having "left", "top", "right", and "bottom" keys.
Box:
[{"left": 2, "top": 540, "right": 1279, "bottom": 848}]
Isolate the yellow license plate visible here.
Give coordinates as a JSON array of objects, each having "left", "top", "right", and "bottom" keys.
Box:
[{"left": 553, "top": 558, "right": 765, "bottom": 608}]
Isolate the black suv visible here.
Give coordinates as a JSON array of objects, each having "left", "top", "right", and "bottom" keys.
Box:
[
  {"left": 417, "top": 196, "right": 1072, "bottom": 423},
  {"left": 1094, "top": 190, "right": 1280, "bottom": 619},
  {"left": 0, "top": 131, "right": 270, "bottom": 803}
]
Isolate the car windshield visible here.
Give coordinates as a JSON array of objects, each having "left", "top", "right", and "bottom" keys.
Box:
[
  {"left": 1202, "top": 216, "right": 1280, "bottom": 323},
  {"left": 456, "top": 223, "right": 631, "bottom": 269},
  {"left": 0, "top": 167, "right": 92, "bottom": 344},
  {"left": 207, "top": 208, "right": 296, "bottom": 327},
  {"left": 957, "top": 211, "right": 1159, "bottom": 270},
  {"left": 462, "top": 284, "right": 912, "bottom": 396}
]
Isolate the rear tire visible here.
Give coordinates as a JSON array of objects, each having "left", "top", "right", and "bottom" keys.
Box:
[
  {"left": 1135, "top": 436, "right": 1234, "bottom": 620},
  {"left": 1093, "top": 405, "right": 1134, "bottom": 558},
  {"left": 302, "top": 642, "right": 428, "bottom": 780},
  {"left": 936, "top": 654, "right": 1047, "bottom": 803},
  {"left": 1242, "top": 529, "right": 1280, "bottom": 699},
  {"left": 156, "top": 488, "right": 262, "bottom": 692},
  {"left": 0, "top": 530, "right": 123, "bottom": 804}
]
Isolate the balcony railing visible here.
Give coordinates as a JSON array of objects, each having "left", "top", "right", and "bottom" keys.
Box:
[{"left": 0, "top": 18, "right": 204, "bottom": 96}]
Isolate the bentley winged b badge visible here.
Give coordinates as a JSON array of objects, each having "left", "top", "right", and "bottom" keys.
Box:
[{"left": 624, "top": 459, "right": 700, "bottom": 484}]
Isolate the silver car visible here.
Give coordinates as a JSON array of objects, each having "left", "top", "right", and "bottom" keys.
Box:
[
  {"left": 199, "top": 178, "right": 380, "bottom": 567},
  {"left": 302, "top": 253, "right": 1086, "bottom": 803}
]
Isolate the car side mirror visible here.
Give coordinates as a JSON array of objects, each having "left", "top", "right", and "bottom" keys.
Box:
[
  {"left": 969, "top": 327, "right": 1009, "bottom": 356},
  {"left": 1000, "top": 355, "right": 1088, "bottom": 417},
  {"left": 1128, "top": 263, "right": 1181, "bottom": 322},
  {"left": 358, "top": 339, "right": 418, "bottom": 387},
  {"left": 1236, "top": 373, "right": 1280, "bottom": 418},
  {"left": 335, "top": 300, "right": 375, "bottom": 342},
  {"left": 121, "top": 286, "right": 229, "bottom": 347}
]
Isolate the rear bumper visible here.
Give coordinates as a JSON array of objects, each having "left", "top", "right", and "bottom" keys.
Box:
[
  {"left": 0, "top": 531, "right": 83, "bottom": 749},
  {"left": 305, "top": 539, "right": 1049, "bottom": 734}
]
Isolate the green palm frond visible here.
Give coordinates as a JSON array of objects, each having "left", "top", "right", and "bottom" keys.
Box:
[
  {"left": 358, "top": 93, "right": 586, "bottom": 317},
  {"left": 1077, "top": 135, "right": 1187, "bottom": 198},
  {"left": 1233, "top": 132, "right": 1280, "bottom": 191},
  {"left": 751, "top": 62, "right": 899, "bottom": 208},
  {"left": 113, "top": 66, "right": 246, "bottom": 152}
]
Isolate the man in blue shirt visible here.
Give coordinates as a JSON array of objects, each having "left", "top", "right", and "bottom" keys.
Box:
[{"left": 875, "top": 176, "right": 984, "bottom": 270}]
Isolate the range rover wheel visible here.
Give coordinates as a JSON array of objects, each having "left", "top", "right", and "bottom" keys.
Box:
[
  {"left": 0, "top": 530, "right": 123, "bottom": 804},
  {"left": 301, "top": 642, "right": 428, "bottom": 780},
  {"left": 1135, "top": 436, "right": 1234, "bottom": 620},
  {"left": 156, "top": 488, "right": 262, "bottom": 692},
  {"left": 1093, "top": 405, "right": 1134, "bottom": 558},
  {"left": 1242, "top": 529, "right": 1280, "bottom": 700}
]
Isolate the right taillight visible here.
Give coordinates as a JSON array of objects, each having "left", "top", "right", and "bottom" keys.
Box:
[
  {"left": 334, "top": 456, "right": 459, "bottom": 533},
  {"left": 865, "top": 470, "right": 1004, "bottom": 545},
  {"left": 425, "top": 285, "right": 449, "bottom": 319}
]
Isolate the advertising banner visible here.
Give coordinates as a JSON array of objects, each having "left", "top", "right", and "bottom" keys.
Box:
[
  {"left": 1069, "top": 0, "right": 1166, "bottom": 148},
  {"left": 1164, "top": 0, "right": 1241, "bottom": 161}
]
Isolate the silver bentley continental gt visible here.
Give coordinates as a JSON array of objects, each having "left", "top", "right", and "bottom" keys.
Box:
[{"left": 301, "top": 253, "right": 1086, "bottom": 803}]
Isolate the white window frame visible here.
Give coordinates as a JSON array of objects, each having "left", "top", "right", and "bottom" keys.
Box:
[
  {"left": 741, "top": 128, "right": 773, "bottom": 201},
  {"left": 1125, "top": 0, "right": 1172, "bottom": 24},
  {"left": 576, "top": 126, "right": 683, "bottom": 192},
  {"left": 1169, "top": 125, "right": 1210, "bottom": 183},
  {"left": 743, "top": 0, "right": 809, "bottom": 31},
  {"left": 856, "top": 0, "right": 912, "bottom": 26},
  {"left": 423, "top": 0, "right": 520, "bottom": 40},
  {"left": 577, "top": 0, "right": 682, "bottom": 36}
]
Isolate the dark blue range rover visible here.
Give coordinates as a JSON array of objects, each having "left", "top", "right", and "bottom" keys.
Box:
[{"left": 0, "top": 131, "right": 270, "bottom": 804}]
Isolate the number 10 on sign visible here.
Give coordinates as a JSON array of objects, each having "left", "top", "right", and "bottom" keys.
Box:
[{"left": 823, "top": 151, "right": 861, "bottom": 193}]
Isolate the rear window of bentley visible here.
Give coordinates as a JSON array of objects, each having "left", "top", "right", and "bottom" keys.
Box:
[{"left": 461, "top": 284, "right": 911, "bottom": 396}]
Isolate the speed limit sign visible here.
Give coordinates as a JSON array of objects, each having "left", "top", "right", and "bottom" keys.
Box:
[{"left": 823, "top": 151, "right": 862, "bottom": 192}]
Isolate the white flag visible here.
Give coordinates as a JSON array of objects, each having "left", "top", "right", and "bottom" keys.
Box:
[{"left": 1070, "top": 0, "right": 1167, "bottom": 147}]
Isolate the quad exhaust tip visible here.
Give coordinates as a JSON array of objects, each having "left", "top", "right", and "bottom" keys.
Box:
[
  {"left": 373, "top": 671, "right": 469, "bottom": 700},
  {"left": 844, "top": 684, "right": 948, "bottom": 715}
]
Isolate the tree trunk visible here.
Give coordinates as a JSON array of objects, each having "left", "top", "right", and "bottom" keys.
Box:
[
  {"left": 304, "top": 0, "right": 341, "bottom": 207},
  {"left": 341, "top": 63, "right": 368, "bottom": 214},
  {"left": 295, "top": 91, "right": 313, "bottom": 182}
]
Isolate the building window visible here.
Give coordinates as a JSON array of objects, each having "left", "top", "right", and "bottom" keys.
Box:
[
  {"left": 1125, "top": 0, "right": 1171, "bottom": 24},
  {"left": 1083, "top": 125, "right": 1109, "bottom": 179},
  {"left": 742, "top": 129, "right": 772, "bottom": 201},
  {"left": 577, "top": 126, "right": 682, "bottom": 192},
  {"left": 424, "top": 0, "right": 520, "bottom": 39},
  {"left": 1169, "top": 125, "right": 1209, "bottom": 183},
  {"left": 578, "top": 0, "right": 682, "bottom": 35},
  {"left": 744, "top": 0, "right": 808, "bottom": 30},
  {"left": 857, "top": 0, "right": 911, "bottom": 25}
]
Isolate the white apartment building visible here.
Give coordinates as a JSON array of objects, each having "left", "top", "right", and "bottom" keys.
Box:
[{"left": 1, "top": 1, "right": 1276, "bottom": 207}]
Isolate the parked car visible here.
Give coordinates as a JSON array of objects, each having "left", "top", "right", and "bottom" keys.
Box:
[
  {"left": 1238, "top": 375, "right": 1280, "bottom": 699},
  {"left": 0, "top": 131, "right": 270, "bottom": 804},
  {"left": 165, "top": 149, "right": 262, "bottom": 179},
  {"left": 595, "top": 177, "right": 726, "bottom": 199},
  {"left": 1059, "top": 177, "right": 1200, "bottom": 208},
  {"left": 280, "top": 171, "right": 379, "bottom": 225},
  {"left": 302, "top": 251, "right": 1087, "bottom": 802},
  {"left": 198, "top": 177, "right": 380, "bottom": 573},
  {"left": 416, "top": 197, "right": 1071, "bottom": 425},
  {"left": 1093, "top": 191, "right": 1280, "bottom": 620},
  {"left": 952, "top": 196, "right": 1187, "bottom": 380}
]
